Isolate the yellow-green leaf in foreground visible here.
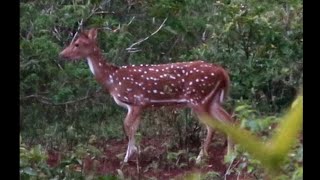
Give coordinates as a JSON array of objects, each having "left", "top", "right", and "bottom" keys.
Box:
[{"left": 198, "top": 95, "right": 303, "bottom": 174}]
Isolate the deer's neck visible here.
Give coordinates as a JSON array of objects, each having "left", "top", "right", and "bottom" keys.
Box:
[{"left": 86, "top": 50, "right": 118, "bottom": 90}]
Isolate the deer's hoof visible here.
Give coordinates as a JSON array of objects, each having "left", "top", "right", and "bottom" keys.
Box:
[{"left": 124, "top": 145, "right": 138, "bottom": 163}]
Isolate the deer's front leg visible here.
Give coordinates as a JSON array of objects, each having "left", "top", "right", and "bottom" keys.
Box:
[{"left": 123, "top": 106, "right": 141, "bottom": 163}]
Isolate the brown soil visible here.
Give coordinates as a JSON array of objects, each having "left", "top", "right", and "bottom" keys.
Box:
[{"left": 47, "top": 135, "right": 253, "bottom": 180}]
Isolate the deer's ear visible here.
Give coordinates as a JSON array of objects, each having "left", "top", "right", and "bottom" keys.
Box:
[{"left": 87, "top": 28, "right": 98, "bottom": 41}]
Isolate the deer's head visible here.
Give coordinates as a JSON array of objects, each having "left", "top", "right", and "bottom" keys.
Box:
[{"left": 59, "top": 28, "right": 98, "bottom": 60}]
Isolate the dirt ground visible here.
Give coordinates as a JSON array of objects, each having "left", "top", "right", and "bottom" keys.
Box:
[{"left": 47, "top": 135, "right": 254, "bottom": 180}]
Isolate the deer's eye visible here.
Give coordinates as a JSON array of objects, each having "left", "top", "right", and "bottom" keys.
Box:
[{"left": 75, "top": 43, "right": 79, "bottom": 47}]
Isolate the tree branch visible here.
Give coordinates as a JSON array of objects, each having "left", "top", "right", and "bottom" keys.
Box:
[
  {"left": 126, "top": 17, "right": 168, "bottom": 53},
  {"left": 21, "top": 89, "right": 102, "bottom": 106},
  {"left": 71, "top": 18, "right": 84, "bottom": 44}
]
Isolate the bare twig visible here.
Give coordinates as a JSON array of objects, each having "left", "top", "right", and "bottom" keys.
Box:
[
  {"left": 21, "top": 89, "right": 102, "bottom": 106},
  {"left": 94, "top": 11, "right": 116, "bottom": 15},
  {"left": 71, "top": 18, "right": 84, "bottom": 44},
  {"left": 126, "top": 17, "right": 168, "bottom": 53},
  {"left": 165, "top": 36, "right": 180, "bottom": 58},
  {"left": 224, "top": 156, "right": 236, "bottom": 180},
  {"left": 202, "top": 29, "right": 207, "bottom": 42},
  {"left": 127, "top": 16, "right": 135, "bottom": 26}
]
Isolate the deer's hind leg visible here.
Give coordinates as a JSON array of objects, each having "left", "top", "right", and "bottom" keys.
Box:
[
  {"left": 209, "top": 102, "right": 234, "bottom": 157},
  {"left": 190, "top": 105, "right": 214, "bottom": 164}
]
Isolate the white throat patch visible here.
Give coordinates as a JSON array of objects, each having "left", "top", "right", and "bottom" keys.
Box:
[{"left": 87, "top": 58, "right": 95, "bottom": 75}]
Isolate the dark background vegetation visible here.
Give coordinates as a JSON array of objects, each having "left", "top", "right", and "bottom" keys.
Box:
[{"left": 20, "top": 0, "right": 302, "bottom": 179}]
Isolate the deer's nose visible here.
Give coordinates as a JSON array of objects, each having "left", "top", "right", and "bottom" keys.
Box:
[{"left": 59, "top": 50, "right": 66, "bottom": 58}]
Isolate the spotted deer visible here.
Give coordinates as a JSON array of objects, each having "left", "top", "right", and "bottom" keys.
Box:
[{"left": 59, "top": 28, "right": 234, "bottom": 163}]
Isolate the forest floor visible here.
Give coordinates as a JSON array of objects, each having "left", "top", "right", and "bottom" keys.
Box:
[{"left": 47, "top": 134, "right": 254, "bottom": 180}]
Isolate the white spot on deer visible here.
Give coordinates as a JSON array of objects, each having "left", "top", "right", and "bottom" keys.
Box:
[
  {"left": 171, "top": 83, "right": 175, "bottom": 87},
  {"left": 153, "top": 90, "right": 157, "bottom": 93},
  {"left": 201, "top": 71, "right": 204, "bottom": 73},
  {"left": 154, "top": 82, "right": 158, "bottom": 85},
  {"left": 192, "top": 89, "right": 196, "bottom": 92},
  {"left": 196, "top": 79, "right": 199, "bottom": 82},
  {"left": 169, "top": 75, "right": 176, "bottom": 80},
  {"left": 147, "top": 90, "right": 151, "bottom": 93},
  {"left": 204, "top": 76, "right": 208, "bottom": 79},
  {"left": 138, "top": 69, "right": 142, "bottom": 72},
  {"left": 156, "top": 69, "right": 159, "bottom": 72},
  {"left": 160, "top": 75, "right": 164, "bottom": 78},
  {"left": 124, "top": 96, "right": 128, "bottom": 101},
  {"left": 177, "top": 74, "right": 181, "bottom": 77},
  {"left": 189, "top": 82, "right": 193, "bottom": 85},
  {"left": 165, "top": 67, "right": 169, "bottom": 70},
  {"left": 123, "top": 77, "right": 126, "bottom": 80},
  {"left": 160, "top": 91, "right": 165, "bottom": 95},
  {"left": 190, "top": 70, "right": 193, "bottom": 73},
  {"left": 99, "top": 62, "right": 102, "bottom": 66},
  {"left": 133, "top": 69, "right": 137, "bottom": 72},
  {"left": 119, "top": 82, "right": 122, "bottom": 85},
  {"left": 211, "top": 73, "right": 215, "bottom": 76},
  {"left": 144, "top": 71, "right": 147, "bottom": 74},
  {"left": 201, "top": 79, "right": 205, "bottom": 82},
  {"left": 181, "top": 79, "right": 185, "bottom": 82},
  {"left": 127, "top": 88, "right": 132, "bottom": 92}
]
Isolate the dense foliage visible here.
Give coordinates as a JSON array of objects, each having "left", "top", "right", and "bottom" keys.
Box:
[{"left": 20, "top": 0, "right": 302, "bottom": 179}]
